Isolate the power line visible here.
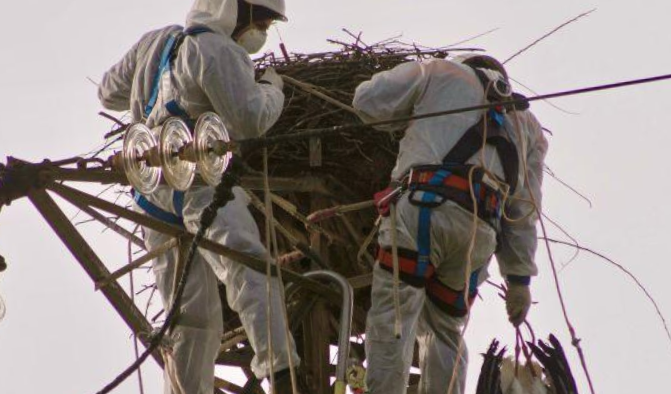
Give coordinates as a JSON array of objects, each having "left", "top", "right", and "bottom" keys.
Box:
[{"left": 243, "top": 72, "right": 671, "bottom": 149}]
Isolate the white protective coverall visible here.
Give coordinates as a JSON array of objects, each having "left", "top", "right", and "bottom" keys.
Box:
[
  {"left": 353, "top": 58, "right": 547, "bottom": 394},
  {"left": 98, "top": 0, "right": 299, "bottom": 392}
]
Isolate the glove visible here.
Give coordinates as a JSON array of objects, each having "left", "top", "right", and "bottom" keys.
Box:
[
  {"left": 505, "top": 283, "right": 531, "bottom": 327},
  {"left": 259, "top": 67, "right": 284, "bottom": 90}
]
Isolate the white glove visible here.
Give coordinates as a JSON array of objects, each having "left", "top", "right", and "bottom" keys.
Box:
[
  {"left": 506, "top": 283, "right": 531, "bottom": 327},
  {"left": 259, "top": 67, "right": 284, "bottom": 90}
]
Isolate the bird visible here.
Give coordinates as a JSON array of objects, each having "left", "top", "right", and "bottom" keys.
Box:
[{"left": 476, "top": 334, "right": 578, "bottom": 394}]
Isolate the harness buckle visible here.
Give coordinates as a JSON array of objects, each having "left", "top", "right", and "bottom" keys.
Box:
[
  {"left": 407, "top": 188, "right": 448, "bottom": 208},
  {"left": 373, "top": 185, "right": 404, "bottom": 217}
]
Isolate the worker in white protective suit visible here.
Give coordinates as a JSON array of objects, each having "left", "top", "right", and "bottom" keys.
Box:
[
  {"left": 98, "top": 1, "right": 301, "bottom": 393},
  {"left": 352, "top": 54, "right": 548, "bottom": 394}
]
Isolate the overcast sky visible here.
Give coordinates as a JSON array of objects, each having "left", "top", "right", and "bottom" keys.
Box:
[{"left": 1, "top": 1, "right": 671, "bottom": 394}]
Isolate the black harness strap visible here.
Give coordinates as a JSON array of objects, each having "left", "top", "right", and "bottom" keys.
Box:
[
  {"left": 169, "top": 25, "right": 213, "bottom": 61},
  {"left": 442, "top": 68, "right": 522, "bottom": 194}
]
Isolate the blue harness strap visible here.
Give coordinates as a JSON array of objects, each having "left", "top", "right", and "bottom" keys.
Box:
[
  {"left": 425, "top": 267, "right": 482, "bottom": 317},
  {"left": 183, "top": 25, "right": 213, "bottom": 35},
  {"left": 133, "top": 189, "right": 185, "bottom": 228},
  {"left": 144, "top": 25, "right": 213, "bottom": 120},
  {"left": 490, "top": 108, "right": 505, "bottom": 126},
  {"left": 454, "top": 268, "right": 482, "bottom": 310},
  {"left": 172, "top": 191, "right": 185, "bottom": 218},
  {"left": 416, "top": 168, "right": 451, "bottom": 277},
  {"left": 144, "top": 34, "right": 179, "bottom": 119},
  {"left": 133, "top": 26, "right": 214, "bottom": 227}
]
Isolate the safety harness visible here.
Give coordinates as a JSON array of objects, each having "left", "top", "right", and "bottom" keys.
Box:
[
  {"left": 143, "top": 25, "right": 213, "bottom": 125},
  {"left": 375, "top": 67, "right": 524, "bottom": 317},
  {"left": 133, "top": 25, "right": 213, "bottom": 228}
]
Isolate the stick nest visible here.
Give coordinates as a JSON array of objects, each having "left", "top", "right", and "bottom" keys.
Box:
[
  {"left": 247, "top": 40, "right": 455, "bottom": 198},
  {"left": 242, "top": 39, "right": 462, "bottom": 276}
]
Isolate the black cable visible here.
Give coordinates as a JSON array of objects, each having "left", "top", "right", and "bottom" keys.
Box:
[
  {"left": 94, "top": 160, "right": 241, "bottom": 394},
  {"left": 241, "top": 72, "right": 671, "bottom": 150}
]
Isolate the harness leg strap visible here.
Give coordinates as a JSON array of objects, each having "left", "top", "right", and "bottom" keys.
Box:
[{"left": 426, "top": 269, "right": 481, "bottom": 318}]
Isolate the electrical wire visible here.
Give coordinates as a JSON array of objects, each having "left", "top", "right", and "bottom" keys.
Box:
[{"left": 244, "top": 72, "right": 671, "bottom": 151}]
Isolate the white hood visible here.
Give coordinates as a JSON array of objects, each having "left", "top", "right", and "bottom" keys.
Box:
[
  {"left": 185, "top": 0, "right": 287, "bottom": 37},
  {"left": 186, "top": 0, "right": 239, "bottom": 36}
]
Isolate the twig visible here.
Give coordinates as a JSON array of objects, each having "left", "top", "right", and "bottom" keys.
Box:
[
  {"left": 538, "top": 216, "right": 596, "bottom": 394},
  {"left": 99, "top": 111, "right": 127, "bottom": 128},
  {"left": 504, "top": 9, "right": 596, "bottom": 64},
  {"left": 282, "top": 75, "right": 359, "bottom": 115},
  {"left": 540, "top": 213, "right": 581, "bottom": 268},
  {"left": 543, "top": 237, "right": 671, "bottom": 348},
  {"left": 446, "top": 28, "right": 499, "bottom": 48},
  {"left": 127, "top": 228, "right": 145, "bottom": 394},
  {"left": 342, "top": 28, "right": 368, "bottom": 48},
  {"left": 544, "top": 166, "right": 593, "bottom": 208},
  {"left": 96, "top": 239, "right": 178, "bottom": 290}
]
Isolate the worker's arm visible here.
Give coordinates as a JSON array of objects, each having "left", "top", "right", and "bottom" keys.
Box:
[
  {"left": 197, "top": 36, "right": 284, "bottom": 140},
  {"left": 496, "top": 110, "right": 548, "bottom": 283},
  {"left": 352, "top": 61, "right": 425, "bottom": 131},
  {"left": 98, "top": 36, "right": 145, "bottom": 111}
]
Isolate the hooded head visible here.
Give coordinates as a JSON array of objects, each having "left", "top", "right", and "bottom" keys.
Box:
[
  {"left": 185, "top": 0, "right": 286, "bottom": 37},
  {"left": 452, "top": 53, "right": 508, "bottom": 80},
  {"left": 453, "top": 53, "right": 512, "bottom": 99}
]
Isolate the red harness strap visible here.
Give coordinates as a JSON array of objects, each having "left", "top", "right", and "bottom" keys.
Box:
[
  {"left": 426, "top": 277, "right": 478, "bottom": 318},
  {"left": 408, "top": 166, "right": 500, "bottom": 206},
  {"left": 409, "top": 168, "right": 471, "bottom": 193},
  {"left": 377, "top": 247, "right": 435, "bottom": 288},
  {"left": 378, "top": 247, "right": 481, "bottom": 317},
  {"left": 406, "top": 165, "right": 503, "bottom": 230}
]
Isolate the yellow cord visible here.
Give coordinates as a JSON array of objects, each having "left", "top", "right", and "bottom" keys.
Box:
[
  {"left": 447, "top": 78, "right": 494, "bottom": 394},
  {"left": 262, "top": 148, "right": 299, "bottom": 394},
  {"left": 390, "top": 203, "right": 403, "bottom": 339},
  {"left": 262, "top": 149, "right": 277, "bottom": 393}
]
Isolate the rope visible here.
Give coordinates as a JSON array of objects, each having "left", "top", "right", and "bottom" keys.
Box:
[
  {"left": 262, "top": 148, "right": 299, "bottom": 394},
  {"left": 262, "top": 149, "right": 277, "bottom": 394},
  {"left": 357, "top": 217, "right": 380, "bottom": 267},
  {"left": 389, "top": 203, "right": 402, "bottom": 339},
  {"left": 508, "top": 110, "right": 597, "bottom": 394},
  {"left": 445, "top": 164, "right": 482, "bottom": 394},
  {"left": 447, "top": 82, "right": 496, "bottom": 394},
  {"left": 306, "top": 200, "right": 376, "bottom": 224},
  {"left": 448, "top": 79, "right": 510, "bottom": 394}
]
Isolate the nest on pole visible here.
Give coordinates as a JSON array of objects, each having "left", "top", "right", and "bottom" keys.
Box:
[{"left": 241, "top": 40, "right": 462, "bottom": 278}]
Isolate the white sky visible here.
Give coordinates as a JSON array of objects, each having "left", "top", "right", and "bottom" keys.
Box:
[{"left": 1, "top": 1, "right": 671, "bottom": 393}]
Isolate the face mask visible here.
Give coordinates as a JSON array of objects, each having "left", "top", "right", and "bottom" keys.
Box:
[{"left": 236, "top": 27, "right": 267, "bottom": 54}]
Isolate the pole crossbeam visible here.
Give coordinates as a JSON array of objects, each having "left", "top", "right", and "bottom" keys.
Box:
[
  {"left": 47, "top": 181, "right": 347, "bottom": 306},
  {"left": 26, "top": 188, "right": 163, "bottom": 367}
]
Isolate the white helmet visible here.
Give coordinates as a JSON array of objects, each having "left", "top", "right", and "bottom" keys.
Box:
[{"left": 246, "top": 0, "right": 287, "bottom": 21}]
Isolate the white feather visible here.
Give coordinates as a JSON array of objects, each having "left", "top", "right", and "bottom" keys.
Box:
[{"left": 500, "top": 356, "right": 549, "bottom": 394}]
